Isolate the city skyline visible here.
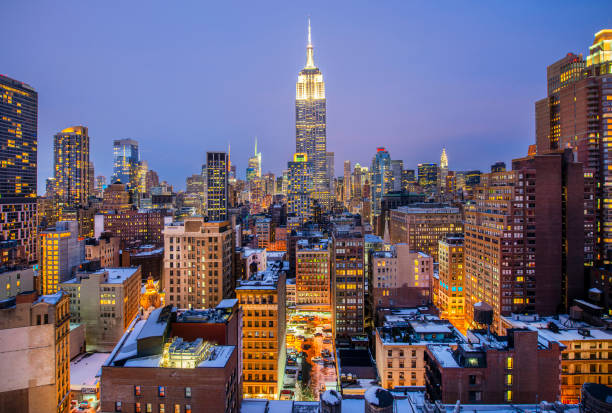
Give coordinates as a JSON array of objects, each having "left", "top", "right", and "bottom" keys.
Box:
[{"left": 3, "top": 2, "right": 612, "bottom": 191}]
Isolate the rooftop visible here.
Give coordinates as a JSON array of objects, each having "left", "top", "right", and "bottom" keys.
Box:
[
  {"left": 63, "top": 267, "right": 139, "bottom": 285},
  {"left": 237, "top": 260, "right": 284, "bottom": 290},
  {"left": 70, "top": 352, "right": 110, "bottom": 390},
  {"left": 502, "top": 314, "right": 612, "bottom": 345}
]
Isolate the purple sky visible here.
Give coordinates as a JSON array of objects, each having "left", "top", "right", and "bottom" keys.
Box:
[{"left": 3, "top": 1, "right": 612, "bottom": 192}]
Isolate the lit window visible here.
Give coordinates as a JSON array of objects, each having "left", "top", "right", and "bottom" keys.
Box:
[
  {"left": 115, "top": 401, "right": 122, "bottom": 412},
  {"left": 159, "top": 386, "right": 166, "bottom": 397},
  {"left": 134, "top": 385, "right": 141, "bottom": 396},
  {"left": 505, "top": 390, "right": 513, "bottom": 401},
  {"left": 506, "top": 357, "right": 513, "bottom": 369},
  {"left": 185, "top": 387, "right": 191, "bottom": 398}
]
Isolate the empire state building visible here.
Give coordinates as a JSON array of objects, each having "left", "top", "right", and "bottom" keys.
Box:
[{"left": 296, "top": 19, "right": 329, "bottom": 206}]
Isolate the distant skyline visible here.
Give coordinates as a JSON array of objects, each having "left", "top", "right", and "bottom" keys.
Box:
[{"left": 2, "top": 1, "right": 612, "bottom": 192}]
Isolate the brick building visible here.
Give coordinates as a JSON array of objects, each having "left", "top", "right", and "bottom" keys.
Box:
[
  {"left": 424, "top": 329, "right": 561, "bottom": 404},
  {"left": 96, "top": 209, "right": 172, "bottom": 247}
]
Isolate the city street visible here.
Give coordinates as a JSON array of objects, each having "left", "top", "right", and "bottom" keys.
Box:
[{"left": 285, "top": 311, "right": 338, "bottom": 401}]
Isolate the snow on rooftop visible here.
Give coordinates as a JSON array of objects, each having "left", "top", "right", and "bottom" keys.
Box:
[
  {"left": 198, "top": 345, "right": 235, "bottom": 368},
  {"left": 321, "top": 390, "right": 341, "bottom": 405},
  {"left": 216, "top": 298, "right": 238, "bottom": 309},
  {"left": 70, "top": 352, "right": 110, "bottom": 389},
  {"left": 428, "top": 345, "right": 459, "bottom": 368},
  {"left": 35, "top": 291, "right": 65, "bottom": 305},
  {"left": 123, "top": 355, "right": 161, "bottom": 368}
]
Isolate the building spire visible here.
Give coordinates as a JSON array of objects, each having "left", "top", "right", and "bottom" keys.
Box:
[
  {"left": 254, "top": 136, "right": 258, "bottom": 156},
  {"left": 305, "top": 17, "right": 315, "bottom": 68}
]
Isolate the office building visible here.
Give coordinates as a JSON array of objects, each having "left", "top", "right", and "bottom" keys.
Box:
[
  {"left": 0, "top": 291, "right": 71, "bottom": 413},
  {"left": 389, "top": 204, "right": 462, "bottom": 261},
  {"left": 0, "top": 265, "right": 34, "bottom": 300},
  {"left": 417, "top": 163, "right": 438, "bottom": 191},
  {"left": 206, "top": 151, "right": 228, "bottom": 221},
  {"left": 287, "top": 153, "right": 313, "bottom": 222},
  {"left": 236, "top": 261, "right": 286, "bottom": 399},
  {"left": 464, "top": 150, "right": 586, "bottom": 334},
  {"left": 343, "top": 160, "right": 351, "bottom": 205},
  {"left": 246, "top": 138, "right": 261, "bottom": 182},
  {"left": 371, "top": 147, "right": 392, "bottom": 218},
  {"left": 535, "top": 29, "right": 612, "bottom": 263},
  {"left": 96, "top": 209, "right": 172, "bottom": 247},
  {"left": 254, "top": 217, "right": 273, "bottom": 249},
  {"left": 101, "top": 180, "right": 130, "bottom": 212},
  {"left": 122, "top": 244, "right": 164, "bottom": 282},
  {"left": 40, "top": 221, "right": 85, "bottom": 295},
  {"left": 53, "top": 126, "right": 92, "bottom": 209},
  {"left": 60, "top": 267, "right": 141, "bottom": 351},
  {"left": 295, "top": 238, "right": 331, "bottom": 311},
  {"left": 332, "top": 228, "right": 365, "bottom": 337},
  {"left": 100, "top": 303, "right": 241, "bottom": 413},
  {"left": 296, "top": 19, "right": 328, "bottom": 206},
  {"left": 163, "top": 218, "right": 234, "bottom": 309},
  {"left": 425, "top": 329, "right": 561, "bottom": 404},
  {"left": 437, "top": 234, "right": 465, "bottom": 323},
  {"left": 390, "top": 159, "right": 403, "bottom": 192},
  {"left": 111, "top": 139, "right": 139, "bottom": 190},
  {"left": 370, "top": 244, "right": 433, "bottom": 311},
  {"left": 0, "top": 75, "right": 38, "bottom": 263},
  {"left": 439, "top": 149, "right": 448, "bottom": 195},
  {"left": 85, "top": 233, "right": 120, "bottom": 267}
]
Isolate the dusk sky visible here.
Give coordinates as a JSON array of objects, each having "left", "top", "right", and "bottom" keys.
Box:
[{"left": 3, "top": 1, "right": 612, "bottom": 192}]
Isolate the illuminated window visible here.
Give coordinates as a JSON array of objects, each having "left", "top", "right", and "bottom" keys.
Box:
[
  {"left": 505, "top": 390, "right": 513, "bottom": 401},
  {"left": 159, "top": 404, "right": 165, "bottom": 413},
  {"left": 159, "top": 386, "right": 166, "bottom": 397},
  {"left": 506, "top": 357, "right": 513, "bottom": 369},
  {"left": 185, "top": 387, "right": 191, "bottom": 398},
  {"left": 134, "top": 385, "right": 141, "bottom": 396},
  {"left": 506, "top": 374, "right": 513, "bottom": 385},
  {"left": 136, "top": 402, "right": 142, "bottom": 413},
  {"left": 115, "top": 401, "right": 122, "bottom": 412}
]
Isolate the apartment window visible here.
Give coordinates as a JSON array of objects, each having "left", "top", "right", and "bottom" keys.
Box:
[
  {"left": 115, "top": 401, "right": 122, "bottom": 412},
  {"left": 44, "top": 314, "right": 49, "bottom": 324},
  {"left": 468, "top": 391, "right": 482, "bottom": 402},
  {"left": 146, "top": 404, "right": 152, "bottom": 413},
  {"left": 174, "top": 405, "right": 180, "bottom": 413},
  {"left": 469, "top": 375, "right": 477, "bottom": 385},
  {"left": 387, "top": 350, "right": 392, "bottom": 357},
  {"left": 185, "top": 405, "right": 192, "bottom": 413},
  {"left": 506, "top": 357, "right": 513, "bottom": 370},
  {"left": 411, "top": 350, "right": 416, "bottom": 357},
  {"left": 387, "top": 361, "right": 392, "bottom": 368},
  {"left": 134, "top": 385, "right": 141, "bottom": 396},
  {"left": 136, "top": 402, "right": 142, "bottom": 413},
  {"left": 159, "top": 404, "right": 165, "bottom": 413},
  {"left": 36, "top": 314, "right": 41, "bottom": 325},
  {"left": 185, "top": 387, "right": 191, "bottom": 397},
  {"left": 505, "top": 390, "right": 513, "bottom": 402},
  {"left": 506, "top": 374, "right": 513, "bottom": 385},
  {"left": 387, "top": 372, "right": 393, "bottom": 379},
  {"left": 399, "top": 350, "right": 404, "bottom": 357},
  {"left": 159, "top": 386, "right": 166, "bottom": 397}
]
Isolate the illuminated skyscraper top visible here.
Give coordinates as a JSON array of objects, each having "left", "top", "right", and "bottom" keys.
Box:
[
  {"left": 296, "top": 18, "right": 328, "bottom": 206},
  {"left": 440, "top": 148, "right": 448, "bottom": 170}
]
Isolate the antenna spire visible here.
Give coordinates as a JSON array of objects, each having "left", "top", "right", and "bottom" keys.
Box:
[{"left": 305, "top": 17, "right": 315, "bottom": 68}]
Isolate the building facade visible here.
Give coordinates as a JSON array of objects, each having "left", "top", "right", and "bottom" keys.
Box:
[
  {"left": 295, "top": 238, "right": 331, "bottom": 311},
  {"left": 0, "top": 291, "right": 71, "bottom": 413},
  {"left": 206, "top": 151, "right": 228, "bottom": 222},
  {"left": 60, "top": 267, "right": 141, "bottom": 351},
  {"left": 163, "top": 218, "right": 234, "bottom": 309},
  {"left": 0, "top": 75, "right": 38, "bottom": 263},
  {"left": 437, "top": 234, "right": 465, "bottom": 323},
  {"left": 53, "top": 126, "right": 91, "bottom": 210},
  {"left": 40, "top": 220, "right": 84, "bottom": 295}
]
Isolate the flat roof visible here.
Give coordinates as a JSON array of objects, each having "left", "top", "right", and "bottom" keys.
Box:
[
  {"left": 70, "top": 352, "right": 110, "bottom": 389},
  {"left": 428, "top": 345, "right": 459, "bottom": 368}
]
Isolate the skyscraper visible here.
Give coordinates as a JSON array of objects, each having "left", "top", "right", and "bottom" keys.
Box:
[
  {"left": 246, "top": 137, "right": 261, "bottom": 182},
  {"left": 53, "top": 126, "right": 91, "bottom": 209},
  {"left": 535, "top": 29, "right": 612, "bottom": 264},
  {"left": 111, "top": 138, "right": 139, "bottom": 190},
  {"left": 0, "top": 75, "right": 38, "bottom": 263},
  {"left": 287, "top": 153, "right": 313, "bottom": 222},
  {"left": 343, "top": 160, "right": 351, "bottom": 206},
  {"left": 296, "top": 19, "right": 328, "bottom": 207},
  {"left": 417, "top": 163, "right": 438, "bottom": 191},
  {"left": 371, "top": 147, "right": 391, "bottom": 218},
  {"left": 439, "top": 148, "right": 448, "bottom": 195},
  {"left": 206, "top": 152, "right": 228, "bottom": 221}
]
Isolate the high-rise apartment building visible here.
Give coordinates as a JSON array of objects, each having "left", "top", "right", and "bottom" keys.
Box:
[
  {"left": 296, "top": 20, "right": 328, "bottom": 207},
  {"left": 295, "top": 238, "right": 331, "bottom": 311},
  {"left": 326, "top": 151, "right": 335, "bottom": 197},
  {"left": 40, "top": 221, "right": 85, "bottom": 295},
  {"left": 53, "top": 126, "right": 91, "bottom": 209},
  {"left": 163, "top": 218, "right": 234, "bottom": 309},
  {"left": 371, "top": 147, "right": 392, "bottom": 218},
  {"left": 0, "top": 75, "right": 38, "bottom": 263},
  {"left": 437, "top": 234, "right": 465, "bottom": 323},
  {"left": 111, "top": 139, "right": 139, "bottom": 190},
  {"left": 236, "top": 261, "right": 286, "bottom": 399},
  {"left": 535, "top": 29, "right": 612, "bottom": 263},
  {"left": 206, "top": 152, "right": 228, "bottom": 221},
  {"left": 332, "top": 228, "right": 365, "bottom": 337},
  {"left": 389, "top": 204, "right": 462, "bottom": 261},
  {"left": 60, "top": 267, "right": 140, "bottom": 351},
  {"left": 287, "top": 153, "right": 313, "bottom": 222},
  {"left": 0, "top": 291, "right": 71, "bottom": 413},
  {"left": 464, "top": 150, "right": 586, "bottom": 333}
]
